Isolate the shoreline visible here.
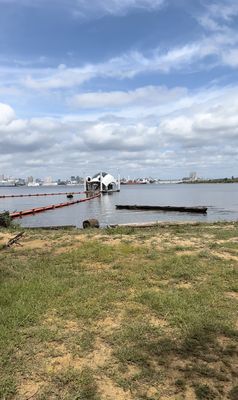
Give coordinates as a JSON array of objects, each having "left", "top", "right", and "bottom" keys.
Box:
[{"left": 4, "top": 219, "right": 238, "bottom": 230}]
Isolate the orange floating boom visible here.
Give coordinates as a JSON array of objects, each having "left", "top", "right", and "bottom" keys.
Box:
[
  {"left": 0, "top": 191, "right": 85, "bottom": 199},
  {"left": 10, "top": 193, "right": 101, "bottom": 219}
]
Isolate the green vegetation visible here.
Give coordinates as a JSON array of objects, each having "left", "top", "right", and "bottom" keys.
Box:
[
  {"left": 0, "top": 222, "right": 237, "bottom": 399},
  {"left": 0, "top": 212, "right": 12, "bottom": 228},
  {"left": 184, "top": 177, "right": 238, "bottom": 184}
]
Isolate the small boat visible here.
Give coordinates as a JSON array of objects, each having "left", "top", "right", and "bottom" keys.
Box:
[
  {"left": 116, "top": 205, "right": 207, "bottom": 214},
  {"left": 66, "top": 193, "right": 74, "bottom": 199}
]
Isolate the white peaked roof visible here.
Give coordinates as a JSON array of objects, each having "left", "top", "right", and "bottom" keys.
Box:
[{"left": 91, "top": 172, "right": 117, "bottom": 187}]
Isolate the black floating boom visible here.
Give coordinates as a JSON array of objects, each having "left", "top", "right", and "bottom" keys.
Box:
[{"left": 116, "top": 205, "right": 207, "bottom": 214}]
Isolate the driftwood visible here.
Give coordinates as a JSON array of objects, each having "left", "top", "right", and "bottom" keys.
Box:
[
  {"left": 3, "top": 232, "right": 24, "bottom": 249},
  {"left": 116, "top": 205, "right": 207, "bottom": 214}
]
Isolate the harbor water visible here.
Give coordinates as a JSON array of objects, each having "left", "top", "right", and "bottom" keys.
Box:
[{"left": 0, "top": 183, "right": 238, "bottom": 228}]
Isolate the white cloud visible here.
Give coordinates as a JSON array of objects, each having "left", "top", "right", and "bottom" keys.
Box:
[
  {"left": 0, "top": 0, "right": 165, "bottom": 18},
  {"left": 221, "top": 49, "right": 238, "bottom": 67},
  {"left": 22, "top": 28, "right": 238, "bottom": 91},
  {"left": 23, "top": 64, "right": 95, "bottom": 90},
  {"left": 0, "top": 103, "right": 15, "bottom": 125},
  {"left": 73, "top": 0, "right": 165, "bottom": 17},
  {"left": 70, "top": 86, "right": 187, "bottom": 109},
  {"left": 1, "top": 84, "right": 238, "bottom": 177},
  {"left": 198, "top": 1, "right": 238, "bottom": 32},
  {"left": 206, "top": 1, "right": 238, "bottom": 22}
]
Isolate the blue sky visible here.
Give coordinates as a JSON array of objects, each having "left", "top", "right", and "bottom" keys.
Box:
[{"left": 0, "top": 0, "right": 238, "bottom": 179}]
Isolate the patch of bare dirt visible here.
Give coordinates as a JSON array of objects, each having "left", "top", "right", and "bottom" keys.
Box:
[
  {"left": 37, "top": 314, "right": 115, "bottom": 373},
  {"left": 211, "top": 251, "right": 238, "bottom": 261},
  {"left": 44, "top": 343, "right": 73, "bottom": 373},
  {"left": 176, "top": 282, "right": 193, "bottom": 289},
  {"left": 146, "top": 386, "right": 158, "bottom": 398},
  {"left": 124, "top": 364, "right": 141, "bottom": 379},
  {"left": 83, "top": 261, "right": 111, "bottom": 272},
  {"left": 17, "top": 380, "right": 42, "bottom": 400},
  {"left": 83, "top": 338, "right": 112, "bottom": 369},
  {"left": 184, "top": 387, "right": 197, "bottom": 400},
  {"left": 96, "top": 312, "right": 123, "bottom": 335},
  {"left": 54, "top": 245, "right": 77, "bottom": 254},
  {"left": 64, "top": 320, "right": 80, "bottom": 332},
  {"left": 38, "top": 337, "right": 113, "bottom": 374},
  {"left": 217, "top": 334, "right": 237, "bottom": 348},
  {"left": 97, "top": 376, "right": 133, "bottom": 400},
  {"left": 43, "top": 312, "right": 63, "bottom": 327},
  {"left": 176, "top": 250, "right": 197, "bottom": 256},
  {"left": 159, "top": 279, "right": 170, "bottom": 286},
  {"left": 43, "top": 312, "right": 82, "bottom": 335},
  {"left": 217, "top": 238, "right": 238, "bottom": 244},
  {"left": 149, "top": 315, "right": 168, "bottom": 328},
  {"left": 0, "top": 232, "right": 13, "bottom": 244},
  {"left": 20, "top": 238, "right": 50, "bottom": 250},
  {"left": 225, "top": 291, "right": 238, "bottom": 300},
  {"left": 169, "top": 237, "right": 201, "bottom": 247}
]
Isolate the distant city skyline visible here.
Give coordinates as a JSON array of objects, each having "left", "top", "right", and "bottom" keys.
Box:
[
  {"left": 0, "top": 171, "right": 237, "bottom": 183},
  {"left": 0, "top": 0, "right": 238, "bottom": 178}
]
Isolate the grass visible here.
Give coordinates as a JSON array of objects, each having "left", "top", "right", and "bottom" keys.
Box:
[{"left": 0, "top": 222, "right": 237, "bottom": 399}]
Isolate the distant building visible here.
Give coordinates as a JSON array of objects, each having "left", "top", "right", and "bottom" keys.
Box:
[
  {"left": 27, "top": 176, "right": 34, "bottom": 183},
  {"left": 42, "top": 176, "right": 57, "bottom": 186},
  {"left": 189, "top": 172, "right": 197, "bottom": 181}
]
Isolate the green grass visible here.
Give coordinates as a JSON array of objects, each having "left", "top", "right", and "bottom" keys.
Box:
[{"left": 0, "top": 222, "right": 237, "bottom": 399}]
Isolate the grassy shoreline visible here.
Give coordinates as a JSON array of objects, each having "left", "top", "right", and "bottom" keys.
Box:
[{"left": 0, "top": 222, "right": 238, "bottom": 399}]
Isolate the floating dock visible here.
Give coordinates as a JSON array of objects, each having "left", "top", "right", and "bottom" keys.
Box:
[{"left": 116, "top": 205, "right": 207, "bottom": 214}]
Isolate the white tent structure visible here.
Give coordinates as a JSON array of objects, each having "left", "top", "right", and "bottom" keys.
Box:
[{"left": 85, "top": 172, "right": 120, "bottom": 193}]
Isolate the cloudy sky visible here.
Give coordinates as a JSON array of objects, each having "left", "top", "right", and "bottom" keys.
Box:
[{"left": 0, "top": 0, "right": 238, "bottom": 179}]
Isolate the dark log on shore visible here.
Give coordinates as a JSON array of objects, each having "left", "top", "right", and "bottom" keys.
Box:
[
  {"left": 2, "top": 232, "right": 24, "bottom": 249},
  {"left": 116, "top": 205, "right": 207, "bottom": 214}
]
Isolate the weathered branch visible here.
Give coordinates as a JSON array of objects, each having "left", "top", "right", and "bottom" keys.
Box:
[{"left": 3, "top": 232, "right": 25, "bottom": 249}]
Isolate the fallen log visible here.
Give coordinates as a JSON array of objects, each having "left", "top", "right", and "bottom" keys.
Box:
[
  {"left": 3, "top": 232, "right": 24, "bottom": 249},
  {"left": 116, "top": 205, "right": 207, "bottom": 214}
]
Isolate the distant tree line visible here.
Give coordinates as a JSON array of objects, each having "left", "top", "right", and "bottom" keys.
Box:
[{"left": 184, "top": 177, "right": 238, "bottom": 184}]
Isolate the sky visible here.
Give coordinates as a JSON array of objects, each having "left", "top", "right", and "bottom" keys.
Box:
[{"left": 0, "top": 0, "right": 238, "bottom": 179}]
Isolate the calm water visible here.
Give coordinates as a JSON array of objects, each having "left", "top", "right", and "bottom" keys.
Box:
[{"left": 0, "top": 184, "right": 238, "bottom": 228}]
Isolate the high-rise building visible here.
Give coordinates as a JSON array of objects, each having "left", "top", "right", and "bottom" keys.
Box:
[{"left": 27, "top": 176, "right": 34, "bottom": 183}]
